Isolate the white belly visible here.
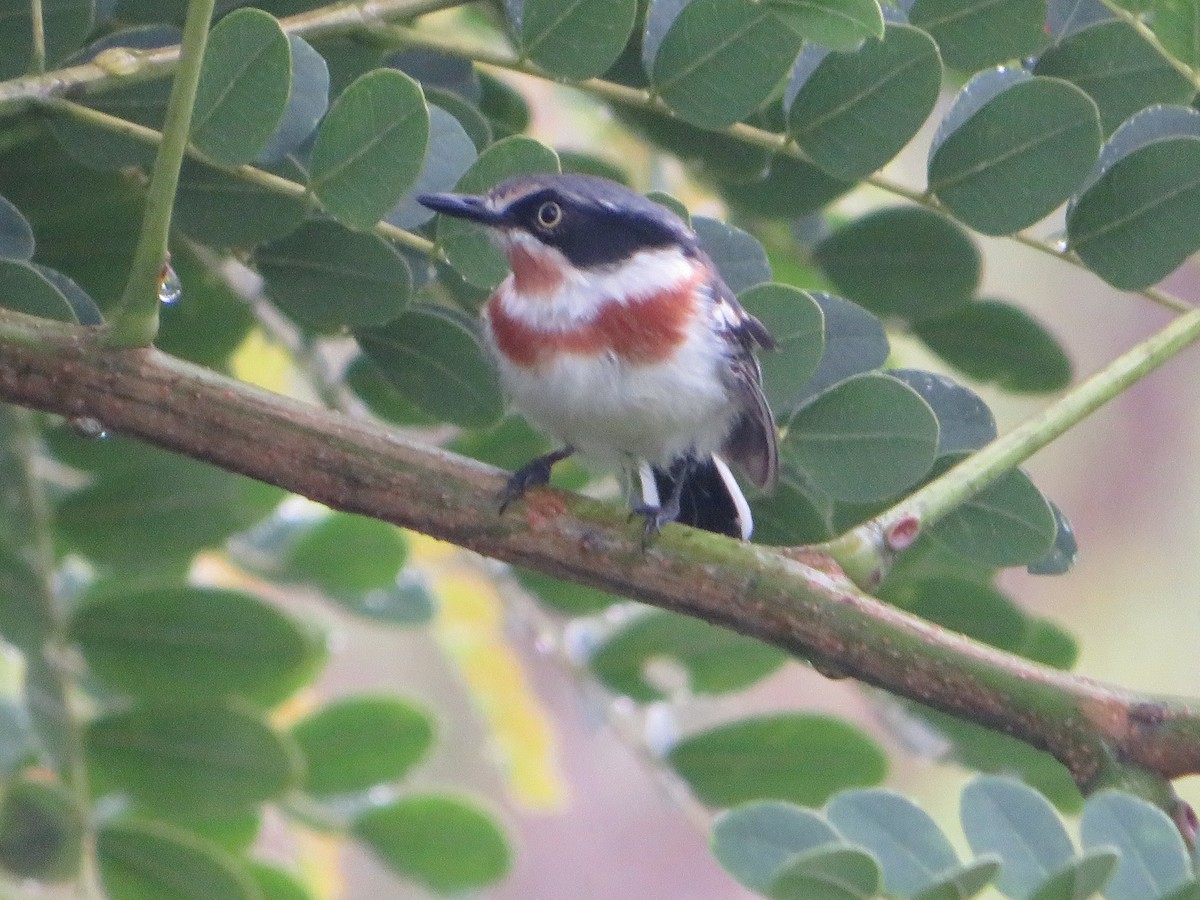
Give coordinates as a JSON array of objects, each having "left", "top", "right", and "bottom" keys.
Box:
[{"left": 490, "top": 330, "right": 737, "bottom": 469}]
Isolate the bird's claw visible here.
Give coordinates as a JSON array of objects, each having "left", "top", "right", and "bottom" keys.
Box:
[
  {"left": 498, "top": 447, "right": 574, "bottom": 514},
  {"left": 631, "top": 497, "right": 681, "bottom": 544}
]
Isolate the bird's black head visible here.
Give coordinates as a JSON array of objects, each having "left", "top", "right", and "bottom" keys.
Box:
[{"left": 418, "top": 173, "right": 699, "bottom": 268}]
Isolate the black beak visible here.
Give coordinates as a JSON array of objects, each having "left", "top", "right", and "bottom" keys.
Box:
[{"left": 417, "top": 192, "right": 507, "bottom": 227}]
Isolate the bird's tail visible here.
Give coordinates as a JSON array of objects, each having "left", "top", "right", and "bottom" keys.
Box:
[{"left": 643, "top": 456, "right": 753, "bottom": 540}]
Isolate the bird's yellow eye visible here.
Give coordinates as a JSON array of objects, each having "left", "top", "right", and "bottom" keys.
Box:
[{"left": 536, "top": 201, "right": 562, "bottom": 228}]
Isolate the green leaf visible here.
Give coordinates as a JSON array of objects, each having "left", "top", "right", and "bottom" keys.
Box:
[
  {"left": 97, "top": 820, "right": 258, "bottom": 900},
  {"left": 0, "top": 259, "right": 77, "bottom": 322},
  {"left": 914, "top": 300, "right": 1073, "bottom": 394},
  {"left": 1162, "top": 883, "right": 1200, "bottom": 900},
  {"left": 259, "top": 35, "right": 329, "bottom": 163},
  {"left": 310, "top": 68, "right": 430, "bottom": 230},
  {"left": 798, "top": 292, "right": 889, "bottom": 401},
  {"left": 1020, "top": 618, "right": 1079, "bottom": 669},
  {"left": 694, "top": 216, "right": 771, "bottom": 293},
  {"left": 386, "top": 106, "right": 477, "bottom": 230},
  {"left": 814, "top": 208, "right": 979, "bottom": 321},
  {"left": 86, "top": 702, "right": 300, "bottom": 814},
  {"left": 513, "top": 566, "right": 622, "bottom": 614},
  {"left": 718, "top": 153, "right": 855, "bottom": 219},
  {"left": 912, "top": 858, "right": 1002, "bottom": 900},
  {"left": 0, "top": 0, "right": 94, "bottom": 78},
  {"left": 669, "top": 714, "right": 887, "bottom": 807},
  {"left": 1067, "top": 106, "right": 1200, "bottom": 290},
  {"left": 35, "top": 264, "right": 102, "bottom": 325},
  {"left": 711, "top": 802, "right": 841, "bottom": 893},
  {"left": 1027, "top": 502, "right": 1079, "bottom": 576},
  {"left": 1154, "top": 0, "right": 1200, "bottom": 67},
  {"left": 478, "top": 70, "right": 532, "bottom": 139},
  {"left": 191, "top": 9, "right": 292, "bottom": 166},
  {"left": 896, "top": 576, "right": 1029, "bottom": 652},
  {"left": 291, "top": 696, "right": 434, "bottom": 796},
  {"left": 68, "top": 584, "right": 324, "bottom": 704},
  {"left": 929, "top": 75, "right": 1101, "bottom": 235},
  {"left": 173, "top": 157, "right": 311, "bottom": 249},
  {"left": 748, "top": 476, "right": 834, "bottom": 546},
  {"left": 1035, "top": 20, "right": 1196, "bottom": 135},
  {"left": 960, "top": 775, "right": 1075, "bottom": 899},
  {"left": 826, "top": 789, "right": 960, "bottom": 898},
  {"left": 787, "top": 24, "right": 941, "bottom": 181},
  {"left": 888, "top": 370, "right": 997, "bottom": 455},
  {"left": 0, "top": 194, "right": 34, "bottom": 260},
  {"left": 738, "top": 284, "right": 824, "bottom": 414},
  {"left": 355, "top": 304, "right": 504, "bottom": 428},
  {"left": 927, "top": 455, "right": 1057, "bottom": 567},
  {"left": 786, "top": 373, "right": 939, "bottom": 502},
  {"left": 0, "top": 777, "right": 82, "bottom": 880},
  {"left": 435, "top": 136, "right": 560, "bottom": 289},
  {"left": 1080, "top": 791, "right": 1193, "bottom": 900},
  {"left": 909, "top": 0, "right": 1047, "bottom": 72},
  {"left": 589, "top": 611, "right": 787, "bottom": 701},
  {"left": 156, "top": 238, "right": 257, "bottom": 369},
  {"left": 53, "top": 433, "right": 283, "bottom": 569},
  {"left": 651, "top": 0, "right": 805, "bottom": 129},
  {"left": 617, "top": 104, "right": 773, "bottom": 184},
  {"left": 354, "top": 794, "right": 511, "bottom": 893},
  {"left": 248, "top": 862, "right": 316, "bottom": 900},
  {"left": 1028, "top": 850, "right": 1120, "bottom": 900},
  {"left": 519, "top": 0, "right": 637, "bottom": 79},
  {"left": 144, "top": 808, "right": 261, "bottom": 855},
  {"left": 284, "top": 512, "right": 408, "bottom": 597},
  {"left": 777, "top": 0, "right": 883, "bottom": 49},
  {"left": 257, "top": 220, "right": 410, "bottom": 329},
  {"left": 767, "top": 845, "right": 883, "bottom": 900}
]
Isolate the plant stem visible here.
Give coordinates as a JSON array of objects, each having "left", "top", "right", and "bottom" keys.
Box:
[
  {"left": 43, "top": 99, "right": 439, "bottom": 258},
  {"left": 0, "top": 0, "right": 472, "bottom": 115},
  {"left": 824, "top": 305, "right": 1200, "bottom": 585},
  {"left": 28, "top": 0, "right": 46, "bottom": 74},
  {"left": 107, "top": 0, "right": 217, "bottom": 347},
  {"left": 2, "top": 313, "right": 1200, "bottom": 801}
]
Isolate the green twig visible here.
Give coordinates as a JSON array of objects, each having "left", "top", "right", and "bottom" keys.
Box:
[
  {"left": 43, "top": 99, "right": 439, "bottom": 258},
  {"left": 107, "top": 0, "right": 217, "bottom": 347},
  {"left": 823, "top": 305, "right": 1200, "bottom": 585},
  {"left": 0, "top": 0, "right": 472, "bottom": 115},
  {"left": 28, "top": 0, "right": 46, "bottom": 74}
]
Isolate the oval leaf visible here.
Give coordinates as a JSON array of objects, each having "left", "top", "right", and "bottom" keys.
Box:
[
  {"left": 913, "top": 300, "right": 1073, "bottom": 394},
  {"left": 1028, "top": 849, "right": 1119, "bottom": 900},
  {"left": 0, "top": 259, "right": 77, "bottom": 322},
  {"left": 97, "top": 820, "right": 257, "bottom": 900},
  {"left": 787, "top": 373, "right": 939, "bottom": 502},
  {"left": 651, "top": 0, "right": 805, "bottom": 129},
  {"left": 284, "top": 512, "right": 409, "bottom": 597},
  {"left": 257, "top": 220, "right": 411, "bottom": 329},
  {"left": 668, "top": 714, "right": 887, "bottom": 807},
  {"left": 520, "top": 0, "right": 637, "bottom": 79},
  {"left": 928, "top": 456, "right": 1059, "bottom": 567},
  {"left": 435, "top": 136, "right": 560, "bottom": 289},
  {"left": 912, "top": 858, "right": 1003, "bottom": 900},
  {"left": 258, "top": 35, "right": 330, "bottom": 164},
  {"left": 1035, "top": 20, "right": 1196, "bottom": 135},
  {"left": 777, "top": 0, "right": 885, "bottom": 51},
  {"left": 354, "top": 794, "right": 511, "bottom": 893},
  {"left": 738, "top": 284, "right": 825, "bottom": 414},
  {"left": 355, "top": 304, "right": 504, "bottom": 428},
  {"left": 814, "top": 207, "right": 980, "bottom": 321},
  {"left": 960, "top": 775, "right": 1076, "bottom": 899},
  {"left": 191, "top": 9, "right": 292, "bottom": 166},
  {"left": 909, "top": 0, "right": 1047, "bottom": 71},
  {"left": 768, "top": 845, "right": 883, "bottom": 900},
  {"left": 796, "top": 292, "right": 889, "bottom": 402},
  {"left": 930, "top": 76, "right": 1101, "bottom": 235},
  {"left": 788, "top": 23, "right": 941, "bottom": 180},
  {"left": 589, "top": 610, "right": 787, "bottom": 702},
  {"left": 386, "top": 105, "right": 477, "bottom": 230},
  {"left": 888, "top": 369, "right": 998, "bottom": 455},
  {"left": 68, "top": 584, "right": 324, "bottom": 704},
  {"left": 291, "top": 696, "right": 434, "bottom": 796},
  {"left": 1067, "top": 106, "right": 1200, "bottom": 290},
  {"left": 310, "top": 68, "right": 430, "bottom": 230},
  {"left": 0, "top": 777, "right": 82, "bottom": 880},
  {"left": 0, "top": 194, "right": 34, "bottom": 260},
  {"left": 86, "top": 702, "right": 300, "bottom": 814},
  {"left": 712, "top": 802, "right": 842, "bottom": 892},
  {"left": 1080, "top": 791, "right": 1193, "bottom": 900},
  {"left": 826, "top": 789, "right": 960, "bottom": 897}
]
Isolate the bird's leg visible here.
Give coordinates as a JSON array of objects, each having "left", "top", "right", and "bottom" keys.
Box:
[
  {"left": 633, "top": 458, "right": 692, "bottom": 540},
  {"left": 499, "top": 445, "right": 575, "bottom": 514}
]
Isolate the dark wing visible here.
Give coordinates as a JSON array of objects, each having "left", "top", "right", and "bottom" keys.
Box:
[{"left": 704, "top": 265, "right": 779, "bottom": 490}]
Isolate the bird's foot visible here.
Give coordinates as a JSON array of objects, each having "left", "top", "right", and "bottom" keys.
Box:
[
  {"left": 499, "top": 446, "right": 574, "bottom": 514},
  {"left": 631, "top": 496, "right": 681, "bottom": 544}
]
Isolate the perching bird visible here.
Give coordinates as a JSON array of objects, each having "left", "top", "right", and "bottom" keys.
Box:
[{"left": 418, "top": 174, "right": 777, "bottom": 540}]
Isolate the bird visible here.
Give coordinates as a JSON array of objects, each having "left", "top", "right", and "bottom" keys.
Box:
[{"left": 418, "top": 173, "right": 778, "bottom": 540}]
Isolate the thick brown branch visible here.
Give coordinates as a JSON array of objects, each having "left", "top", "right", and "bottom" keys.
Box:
[{"left": 3, "top": 313, "right": 1200, "bottom": 797}]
